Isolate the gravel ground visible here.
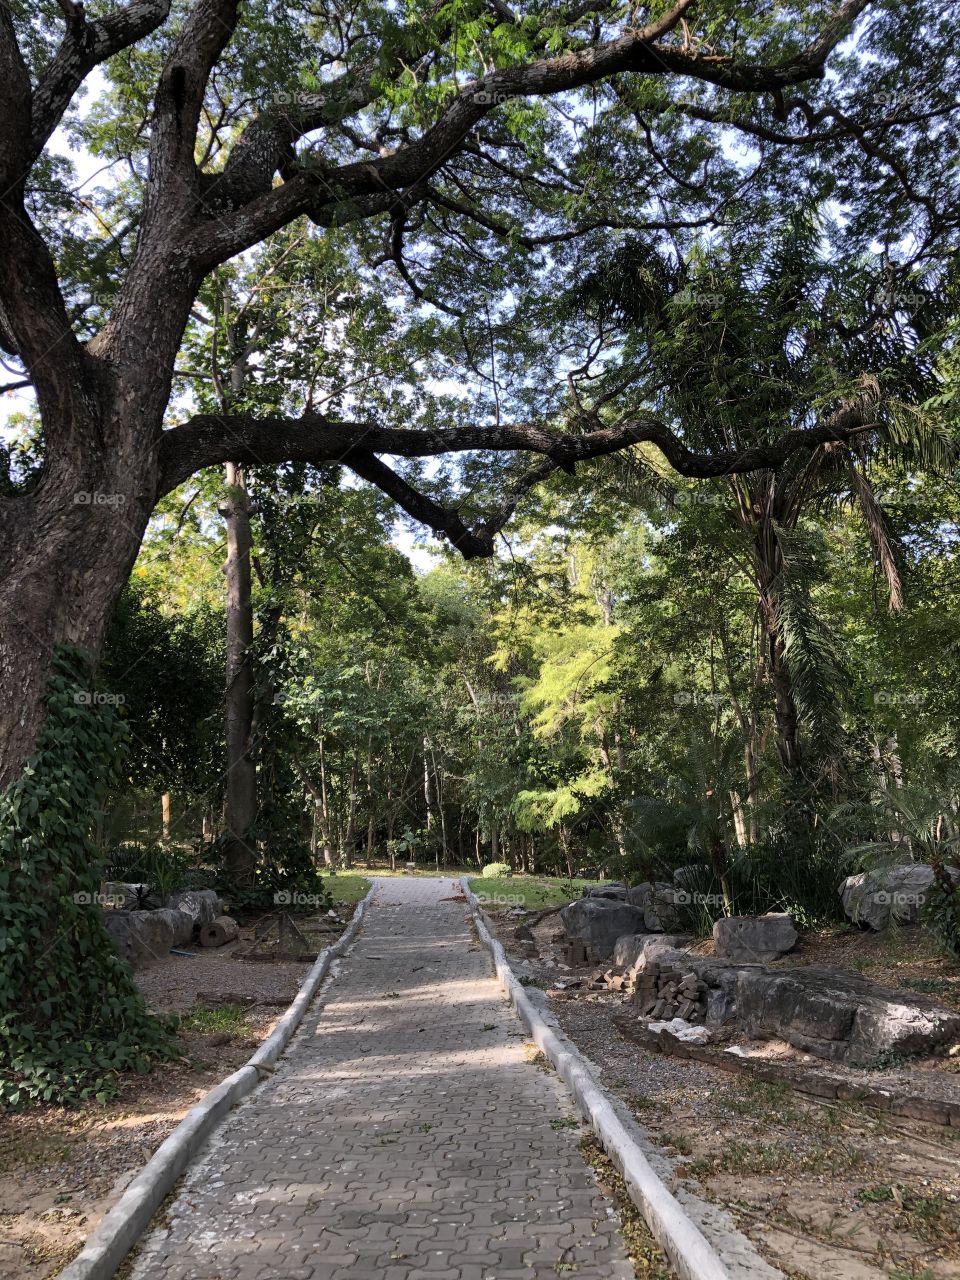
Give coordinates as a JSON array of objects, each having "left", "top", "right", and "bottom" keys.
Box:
[
  {"left": 134, "top": 937, "right": 310, "bottom": 1011},
  {"left": 487, "top": 907, "right": 960, "bottom": 1280}
]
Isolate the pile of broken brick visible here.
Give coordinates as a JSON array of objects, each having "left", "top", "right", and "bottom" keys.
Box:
[
  {"left": 555, "top": 953, "right": 707, "bottom": 1023},
  {"left": 633, "top": 962, "right": 706, "bottom": 1022}
]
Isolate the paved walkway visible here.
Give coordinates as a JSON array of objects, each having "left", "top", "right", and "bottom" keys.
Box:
[{"left": 131, "top": 877, "right": 634, "bottom": 1280}]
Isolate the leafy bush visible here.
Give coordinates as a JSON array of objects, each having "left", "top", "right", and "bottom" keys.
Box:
[
  {"left": 841, "top": 781, "right": 960, "bottom": 956},
  {"left": 213, "top": 830, "right": 333, "bottom": 919},
  {"left": 727, "top": 828, "right": 848, "bottom": 926},
  {"left": 925, "top": 868, "right": 960, "bottom": 958},
  {"left": 667, "top": 827, "right": 848, "bottom": 931},
  {"left": 482, "top": 861, "right": 512, "bottom": 878},
  {"left": 0, "top": 649, "right": 174, "bottom": 1110},
  {"left": 105, "top": 841, "right": 192, "bottom": 905},
  {"left": 600, "top": 850, "right": 657, "bottom": 887}
]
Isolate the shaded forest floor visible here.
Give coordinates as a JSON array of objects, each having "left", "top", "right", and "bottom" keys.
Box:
[{"left": 489, "top": 906, "right": 960, "bottom": 1280}]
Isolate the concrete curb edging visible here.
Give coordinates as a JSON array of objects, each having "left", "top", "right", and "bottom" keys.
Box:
[
  {"left": 58, "top": 884, "right": 378, "bottom": 1280},
  {"left": 461, "top": 878, "right": 732, "bottom": 1280}
]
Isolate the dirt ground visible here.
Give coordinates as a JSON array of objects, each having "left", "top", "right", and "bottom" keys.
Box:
[
  {"left": 491, "top": 906, "right": 960, "bottom": 1280},
  {"left": 0, "top": 907, "right": 356, "bottom": 1280}
]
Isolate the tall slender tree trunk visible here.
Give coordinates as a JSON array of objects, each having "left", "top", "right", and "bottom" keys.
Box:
[
  {"left": 431, "top": 748, "right": 447, "bottom": 869},
  {"left": 221, "top": 461, "right": 257, "bottom": 881},
  {"left": 365, "top": 731, "right": 376, "bottom": 867},
  {"left": 318, "top": 737, "right": 333, "bottom": 865},
  {"left": 341, "top": 752, "right": 358, "bottom": 867},
  {"left": 558, "top": 825, "right": 574, "bottom": 878}
]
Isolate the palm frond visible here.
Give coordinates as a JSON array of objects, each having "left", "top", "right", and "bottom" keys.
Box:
[
  {"left": 844, "top": 456, "right": 903, "bottom": 611},
  {"left": 883, "top": 399, "right": 957, "bottom": 473}
]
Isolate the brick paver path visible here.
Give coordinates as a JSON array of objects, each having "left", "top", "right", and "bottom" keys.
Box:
[{"left": 131, "top": 876, "right": 634, "bottom": 1280}]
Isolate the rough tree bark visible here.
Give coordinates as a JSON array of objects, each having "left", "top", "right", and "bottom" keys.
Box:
[{"left": 221, "top": 461, "right": 258, "bottom": 881}]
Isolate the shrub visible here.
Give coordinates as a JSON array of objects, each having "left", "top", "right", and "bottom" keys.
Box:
[
  {"left": 482, "top": 861, "right": 512, "bottom": 878},
  {"left": 212, "top": 830, "right": 333, "bottom": 919},
  {"left": 105, "top": 840, "right": 192, "bottom": 905},
  {"left": 926, "top": 867, "right": 960, "bottom": 958}
]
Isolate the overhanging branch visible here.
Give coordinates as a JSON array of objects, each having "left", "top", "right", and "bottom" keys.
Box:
[
  {"left": 156, "top": 406, "right": 883, "bottom": 545},
  {"left": 185, "top": 0, "right": 869, "bottom": 269}
]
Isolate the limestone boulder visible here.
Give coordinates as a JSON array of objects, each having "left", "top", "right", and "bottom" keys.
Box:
[
  {"left": 839, "top": 863, "right": 960, "bottom": 930},
  {"left": 713, "top": 913, "right": 798, "bottom": 963},
  {"left": 583, "top": 882, "right": 628, "bottom": 900},
  {"left": 614, "top": 933, "right": 694, "bottom": 969},
  {"left": 560, "top": 898, "right": 648, "bottom": 960},
  {"left": 645, "top": 950, "right": 960, "bottom": 1064},
  {"left": 166, "top": 888, "right": 223, "bottom": 930},
  {"left": 103, "top": 881, "right": 158, "bottom": 909},
  {"left": 733, "top": 965, "right": 960, "bottom": 1064},
  {"left": 613, "top": 934, "right": 648, "bottom": 968},
  {"left": 625, "top": 881, "right": 683, "bottom": 931}
]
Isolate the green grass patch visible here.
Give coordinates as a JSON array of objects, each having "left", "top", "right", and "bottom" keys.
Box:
[
  {"left": 467, "top": 875, "right": 601, "bottom": 909},
  {"left": 177, "top": 1002, "right": 249, "bottom": 1036},
  {"left": 325, "top": 873, "right": 371, "bottom": 904}
]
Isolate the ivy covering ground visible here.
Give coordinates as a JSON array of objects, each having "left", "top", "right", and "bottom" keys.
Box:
[{"left": 0, "top": 649, "right": 174, "bottom": 1110}]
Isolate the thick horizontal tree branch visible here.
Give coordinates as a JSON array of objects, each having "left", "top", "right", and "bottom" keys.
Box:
[{"left": 156, "top": 406, "right": 882, "bottom": 512}]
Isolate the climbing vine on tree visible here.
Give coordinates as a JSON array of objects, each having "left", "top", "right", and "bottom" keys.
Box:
[{"left": 0, "top": 650, "right": 173, "bottom": 1109}]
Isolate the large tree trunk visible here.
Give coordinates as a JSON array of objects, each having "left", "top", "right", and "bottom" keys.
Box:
[
  {"left": 221, "top": 462, "right": 257, "bottom": 882},
  {"left": 0, "top": 420, "right": 161, "bottom": 788}
]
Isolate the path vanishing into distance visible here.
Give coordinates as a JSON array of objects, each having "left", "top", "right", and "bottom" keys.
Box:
[{"left": 130, "top": 876, "right": 636, "bottom": 1280}]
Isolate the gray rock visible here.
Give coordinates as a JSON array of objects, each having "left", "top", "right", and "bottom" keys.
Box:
[
  {"left": 613, "top": 933, "right": 649, "bottom": 967},
  {"left": 625, "top": 881, "right": 682, "bottom": 930},
  {"left": 713, "top": 913, "right": 798, "bottom": 963},
  {"left": 559, "top": 898, "right": 648, "bottom": 959},
  {"left": 103, "top": 907, "right": 194, "bottom": 969},
  {"left": 583, "top": 881, "right": 628, "bottom": 900},
  {"left": 839, "top": 863, "right": 960, "bottom": 930},
  {"left": 615, "top": 933, "right": 695, "bottom": 969},
  {"left": 648, "top": 952, "right": 960, "bottom": 1064},
  {"left": 625, "top": 880, "right": 655, "bottom": 907},
  {"left": 166, "top": 888, "right": 223, "bottom": 929},
  {"left": 733, "top": 965, "right": 960, "bottom": 1064},
  {"left": 640, "top": 934, "right": 695, "bottom": 963},
  {"left": 103, "top": 881, "right": 158, "bottom": 909}
]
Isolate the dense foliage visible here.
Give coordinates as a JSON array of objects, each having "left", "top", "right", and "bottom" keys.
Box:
[{"left": 0, "top": 650, "right": 173, "bottom": 1109}]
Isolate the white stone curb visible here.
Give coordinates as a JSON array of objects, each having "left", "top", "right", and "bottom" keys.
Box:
[
  {"left": 462, "top": 878, "right": 732, "bottom": 1280},
  {"left": 58, "top": 883, "right": 378, "bottom": 1280}
]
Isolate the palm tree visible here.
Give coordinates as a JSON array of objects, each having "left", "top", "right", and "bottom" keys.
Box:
[{"left": 569, "top": 211, "right": 953, "bottom": 784}]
